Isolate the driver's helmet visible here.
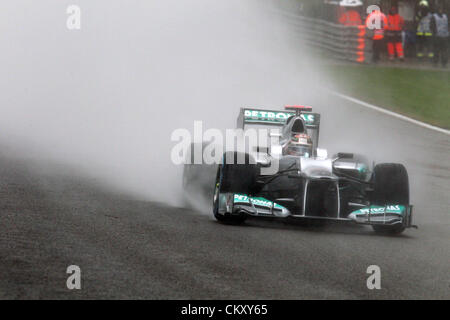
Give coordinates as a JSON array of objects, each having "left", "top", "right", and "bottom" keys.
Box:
[{"left": 283, "top": 133, "right": 313, "bottom": 157}]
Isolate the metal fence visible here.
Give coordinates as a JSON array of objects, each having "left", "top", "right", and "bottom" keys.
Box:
[{"left": 278, "top": 11, "right": 373, "bottom": 63}]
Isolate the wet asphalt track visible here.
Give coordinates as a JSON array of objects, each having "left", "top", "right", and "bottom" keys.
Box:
[{"left": 0, "top": 93, "right": 449, "bottom": 299}]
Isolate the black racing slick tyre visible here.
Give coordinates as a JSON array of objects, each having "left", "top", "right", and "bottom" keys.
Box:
[
  {"left": 212, "top": 152, "right": 259, "bottom": 224},
  {"left": 370, "top": 163, "right": 409, "bottom": 235},
  {"left": 219, "top": 152, "right": 259, "bottom": 194}
]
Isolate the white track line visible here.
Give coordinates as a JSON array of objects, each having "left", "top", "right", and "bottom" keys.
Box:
[{"left": 331, "top": 91, "right": 450, "bottom": 135}]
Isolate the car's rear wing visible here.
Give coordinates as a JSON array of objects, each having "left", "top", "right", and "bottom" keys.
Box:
[
  {"left": 236, "top": 107, "right": 320, "bottom": 129},
  {"left": 236, "top": 107, "right": 321, "bottom": 151}
]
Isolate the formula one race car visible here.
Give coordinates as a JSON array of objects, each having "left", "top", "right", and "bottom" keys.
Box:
[{"left": 212, "top": 105, "right": 415, "bottom": 234}]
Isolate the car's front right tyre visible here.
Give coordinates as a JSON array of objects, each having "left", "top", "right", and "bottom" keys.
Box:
[
  {"left": 370, "top": 163, "right": 409, "bottom": 235},
  {"left": 213, "top": 164, "right": 247, "bottom": 224},
  {"left": 212, "top": 152, "right": 259, "bottom": 225}
]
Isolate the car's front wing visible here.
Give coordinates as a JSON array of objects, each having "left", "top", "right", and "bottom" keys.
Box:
[{"left": 217, "top": 192, "right": 414, "bottom": 228}]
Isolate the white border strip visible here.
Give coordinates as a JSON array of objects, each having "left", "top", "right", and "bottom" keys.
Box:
[{"left": 331, "top": 91, "right": 450, "bottom": 135}]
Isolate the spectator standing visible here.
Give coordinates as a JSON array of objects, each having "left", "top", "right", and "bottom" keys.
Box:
[
  {"left": 431, "top": 5, "right": 449, "bottom": 67},
  {"left": 415, "top": 0, "right": 434, "bottom": 59},
  {"left": 366, "top": 8, "right": 388, "bottom": 63},
  {"left": 386, "top": 5, "right": 405, "bottom": 61}
]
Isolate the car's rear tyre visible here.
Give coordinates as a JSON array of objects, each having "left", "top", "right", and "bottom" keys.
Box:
[
  {"left": 370, "top": 163, "right": 409, "bottom": 235},
  {"left": 212, "top": 152, "right": 259, "bottom": 224}
]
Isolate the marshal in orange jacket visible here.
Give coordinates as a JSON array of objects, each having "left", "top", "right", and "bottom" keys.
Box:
[{"left": 387, "top": 13, "right": 405, "bottom": 31}]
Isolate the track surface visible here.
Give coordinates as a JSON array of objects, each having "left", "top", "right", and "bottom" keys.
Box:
[{"left": 1, "top": 93, "right": 449, "bottom": 299}]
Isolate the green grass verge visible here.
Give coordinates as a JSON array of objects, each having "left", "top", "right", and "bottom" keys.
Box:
[{"left": 326, "top": 64, "right": 450, "bottom": 129}]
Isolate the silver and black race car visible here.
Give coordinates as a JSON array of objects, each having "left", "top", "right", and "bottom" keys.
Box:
[{"left": 211, "top": 106, "right": 415, "bottom": 234}]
